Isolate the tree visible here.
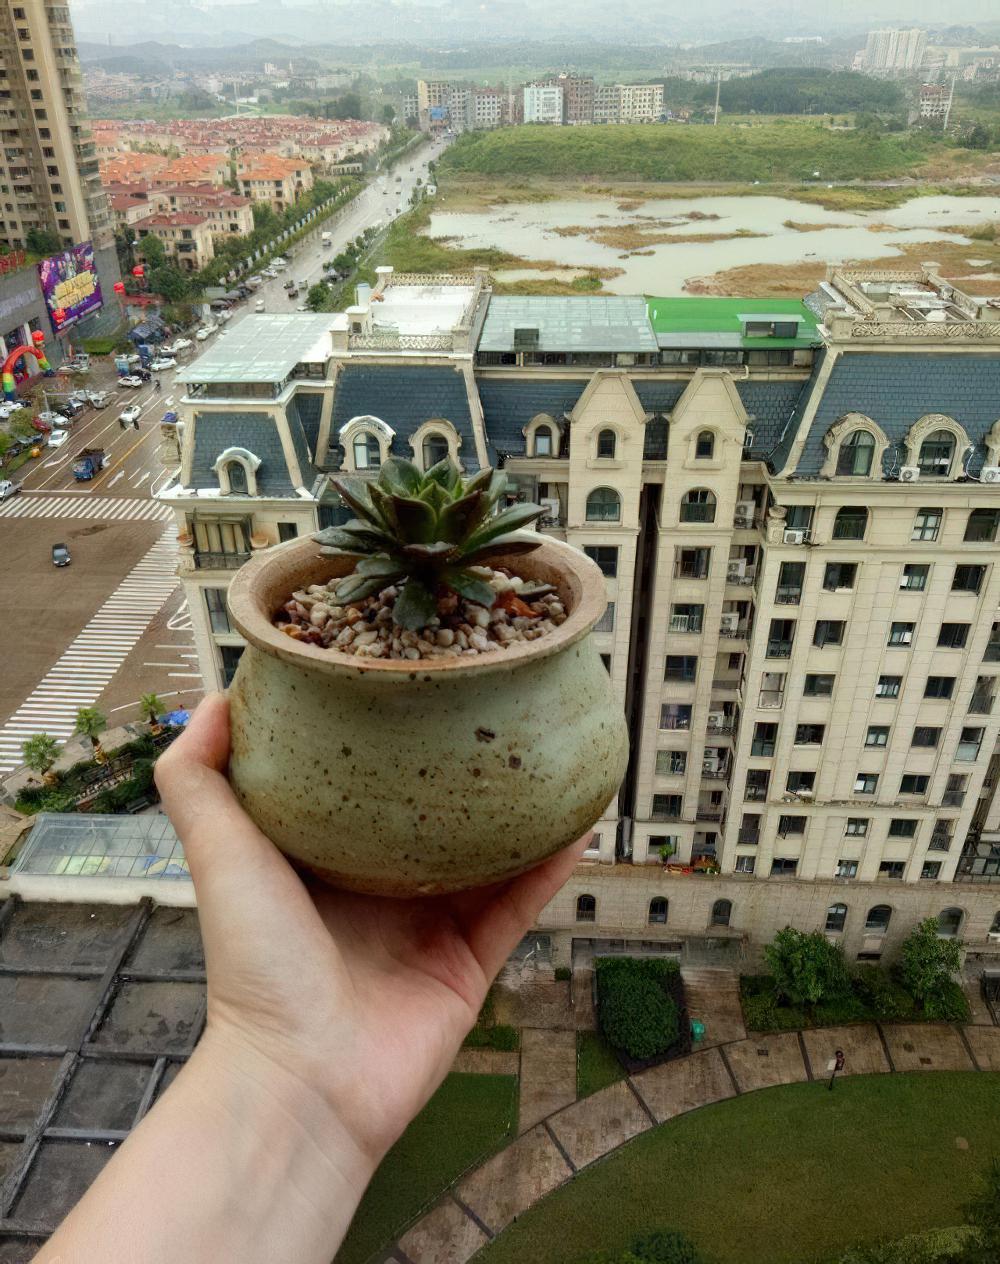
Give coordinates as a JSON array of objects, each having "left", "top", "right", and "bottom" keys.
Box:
[
  {"left": 306, "top": 282, "right": 330, "bottom": 312},
  {"left": 136, "top": 233, "right": 166, "bottom": 267},
  {"left": 21, "top": 734, "right": 59, "bottom": 779},
  {"left": 326, "top": 92, "right": 362, "bottom": 120},
  {"left": 74, "top": 707, "right": 108, "bottom": 763},
  {"left": 960, "top": 124, "right": 991, "bottom": 151},
  {"left": 332, "top": 252, "right": 353, "bottom": 273},
  {"left": 381, "top": 103, "right": 396, "bottom": 125},
  {"left": 148, "top": 265, "right": 190, "bottom": 302},
  {"left": 764, "top": 928, "right": 850, "bottom": 1007},
  {"left": 26, "top": 227, "right": 62, "bottom": 255},
  {"left": 139, "top": 693, "right": 163, "bottom": 726},
  {"left": 899, "top": 918, "right": 962, "bottom": 1009},
  {"left": 961, "top": 1158, "right": 1000, "bottom": 1263},
  {"left": 252, "top": 202, "right": 278, "bottom": 232}
]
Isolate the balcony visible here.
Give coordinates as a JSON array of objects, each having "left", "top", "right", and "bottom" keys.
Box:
[
  {"left": 696, "top": 808, "right": 724, "bottom": 822},
  {"left": 706, "top": 717, "right": 735, "bottom": 735},
  {"left": 719, "top": 622, "right": 748, "bottom": 639},
  {"left": 744, "top": 786, "right": 768, "bottom": 802},
  {"left": 774, "top": 587, "right": 802, "bottom": 606},
  {"left": 737, "top": 829, "right": 760, "bottom": 845},
  {"left": 726, "top": 567, "right": 756, "bottom": 588},
  {"left": 711, "top": 676, "right": 740, "bottom": 696},
  {"left": 942, "top": 790, "right": 966, "bottom": 807},
  {"left": 701, "top": 763, "right": 729, "bottom": 780},
  {"left": 758, "top": 689, "right": 785, "bottom": 710},
  {"left": 954, "top": 838, "right": 1000, "bottom": 883},
  {"left": 928, "top": 833, "right": 952, "bottom": 852},
  {"left": 679, "top": 503, "right": 716, "bottom": 524},
  {"left": 968, "top": 693, "right": 995, "bottom": 715},
  {"left": 766, "top": 640, "right": 793, "bottom": 659},
  {"left": 193, "top": 550, "right": 251, "bottom": 571}
]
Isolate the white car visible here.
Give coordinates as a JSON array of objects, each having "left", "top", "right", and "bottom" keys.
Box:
[
  {"left": 217, "top": 309, "right": 232, "bottom": 323},
  {"left": 0, "top": 400, "right": 26, "bottom": 419},
  {"left": 166, "top": 338, "right": 193, "bottom": 354},
  {"left": 119, "top": 375, "right": 144, "bottom": 388},
  {"left": 119, "top": 404, "right": 141, "bottom": 424},
  {"left": 47, "top": 428, "right": 69, "bottom": 448},
  {"left": 271, "top": 259, "right": 287, "bottom": 270},
  {"left": 149, "top": 356, "right": 177, "bottom": 371},
  {"left": 195, "top": 326, "right": 216, "bottom": 341},
  {"left": 37, "top": 409, "right": 64, "bottom": 426},
  {"left": 255, "top": 300, "right": 265, "bottom": 312},
  {"left": 85, "top": 389, "right": 111, "bottom": 408}
]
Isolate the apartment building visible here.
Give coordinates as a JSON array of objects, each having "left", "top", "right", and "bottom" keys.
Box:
[
  {"left": 236, "top": 157, "right": 313, "bottom": 212},
  {"left": 0, "top": 1, "right": 118, "bottom": 305},
  {"left": 524, "top": 84, "right": 564, "bottom": 125},
  {"left": 919, "top": 83, "right": 949, "bottom": 118},
  {"left": 134, "top": 211, "right": 215, "bottom": 271},
  {"left": 559, "top": 74, "right": 595, "bottom": 124},
  {"left": 594, "top": 83, "right": 665, "bottom": 123},
  {"left": 859, "top": 28, "right": 927, "bottom": 74},
  {"left": 158, "top": 266, "right": 1000, "bottom": 968},
  {"left": 470, "top": 88, "right": 506, "bottom": 130}
]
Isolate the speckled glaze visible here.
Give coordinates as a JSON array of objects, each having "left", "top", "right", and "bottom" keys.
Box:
[{"left": 225, "top": 534, "right": 629, "bottom": 897}]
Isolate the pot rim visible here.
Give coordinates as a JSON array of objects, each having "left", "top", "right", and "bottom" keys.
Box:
[{"left": 226, "top": 532, "right": 608, "bottom": 677}]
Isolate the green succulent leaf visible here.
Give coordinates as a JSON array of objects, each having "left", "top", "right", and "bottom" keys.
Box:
[
  {"left": 331, "top": 478, "right": 384, "bottom": 530},
  {"left": 369, "top": 483, "right": 399, "bottom": 533},
  {"left": 462, "top": 534, "right": 544, "bottom": 565},
  {"left": 393, "top": 578, "right": 437, "bottom": 630},
  {"left": 464, "top": 503, "right": 545, "bottom": 551},
  {"left": 335, "top": 573, "right": 390, "bottom": 604},
  {"left": 314, "top": 524, "right": 395, "bottom": 552},
  {"left": 356, "top": 555, "right": 406, "bottom": 581},
  {"left": 424, "top": 458, "right": 459, "bottom": 490},
  {"left": 401, "top": 540, "right": 458, "bottom": 561},
  {"left": 443, "top": 568, "right": 497, "bottom": 609},
  {"left": 437, "top": 489, "right": 485, "bottom": 544},
  {"left": 378, "top": 457, "right": 423, "bottom": 496},
  {"left": 389, "top": 492, "right": 437, "bottom": 543}
]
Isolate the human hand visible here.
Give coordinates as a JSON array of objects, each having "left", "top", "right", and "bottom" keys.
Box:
[{"left": 155, "top": 692, "right": 590, "bottom": 1172}]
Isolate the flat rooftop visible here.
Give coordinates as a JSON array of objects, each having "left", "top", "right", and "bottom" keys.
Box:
[
  {"left": 180, "top": 313, "right": 334, "bottom": 384},
  {"left": 646, "top": 297, "right": 821, "bottom": 349},
  {"left": 478, "top": 296, "right": 659, "bottom": 354},
  {"left": 372, "top": 282, "right": 475, "bottom": 336}
]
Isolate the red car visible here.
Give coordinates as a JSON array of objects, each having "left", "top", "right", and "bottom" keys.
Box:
[{"left": 31, "top": 415, "right": 52, "bottom": 434}]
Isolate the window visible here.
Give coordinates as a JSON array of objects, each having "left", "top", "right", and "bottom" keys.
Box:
[
  {"left": 597, "top": 429, "right": 616, "bottom": 459},
  {"left": 865, "top": 726, "right": 889, "bottom": 748},
  {"left": 912, "top": 726, "right": 941, "bottom": 748},
  {"left": 735, "top": 855, "right": 756, "bottom": 874},
  {"left": 965, "top": 508, "right": 1000, "bottom": 543},
  {"left": 533, "top": 426, "right": 554, "bottom": 457},
  {"left": 833, "top": 506, "right": 867, "bottom": 541},
  {"left": 655, "top": 750, "right": 687, "bottom": 776},
  {"left": 937, "top": 623, "right": 969, "bottom": 649},
  {"left": 600, "top": 653, "right": 611, "bottom": 673},
  {"left": 836, "top": 859, "right": 858, "bottom": 879},
  {"left": 952, "top": 564, "right": 985, "bottom": 594},
  {"left": 823, "top": 562, "right": 857, "bottom": 591},
  {"left": 648, "top": 897, "right": 668, "bottom": 925},
  {"left": 924, "top": 676, "right": 955, "bottom": 700},
  {"left": 770, "top": 858, "right": 798, "bottom": 876},
  {"left": 957, "top": 727, "right": 983, "bottom": 761},
  {"left": 986, "top": 623, "right": 1000, "bottom": 662},
  {"left": 921, "top": 861, "right": 942, "bottom": 881},
  {"left": 226, "top": 461, "right": 249, "bottom": 494},
  {"left": 786, "top": 771, "right": 815, "bottom": 794},
  {"left": 205, "top": 587, "right": 231, "bottom": 634},
  {"left": 751, "top": 723, "right": 777, "bottom": 758},
  {"left": 900, "top": 774, "right": 929, "bottom": 794},
  {"left": 990, "top": 911, "right": 1000, "bottom": 935},
  {"left": 804, "top": 673, "right": 835, "bottom": 697},
  {"left": 879, "top": 861, "right": 905, "bottom": 881},
  {"left": 911, "top": 507, "right": 942, "bottom": 542},
  {"left": 680, "top": 488, "right": 716, "bottom": 524},
  {"left": 888, "top": 622, "right": 914, "bottom": 647},
  {"left": 813, "top": 620, "right": 845, "bottom": 648},
  {"left": 676, "top": 547, "right": 711, "bottom": 579},
  {"left": 353, "top": 432, "right": 381, "bottom": 470},
  {"left": 594, "top": 602, "right": 615, "bottom": 634},
  {"left": 845, "top": 818, "right": 869, "bottom": 836},
  {"left": 584, "top": 545, "right": 618, "bottom": 577},
  {"left": 576, "top": 894, "right": 596, "bottom": 923},
  {"left": 277, "top": 522, "right": 298, "bottom": 543},
  {"left": 917, "top": 430, "right": 955, "bottom": 476},
  {"left": 937, "top": 908, "right": 963, "bottom": 938},
  {"left": 695, "top": 430, "right": 714, "bottom": 459},
  {"left": 865, "top": 905, "right": 892, "bottom": 933},
  {"left": 776, "top": 560, "right": 805, "bottom": 605},
  {"left": 659, "top": 704, "right": 691, "bottom": 732},
  {"left": 768, "top": 618, "right": 795, "bottom": 658},
  {"left": 665, "top": 655, "right": 698, "bottom": 683},
  {"left": 778, "top": 815, "right": 807, "bottom": 836},
  {"left": 836, "top": 430, "right": 875, "bottom": 476},
  {"left": 586, "top": 487, "right": 620, "bottom": 522},
  {"left": 854, "top": 772, "right": 878, "bottom": 794},
  {"left": 744, "top": 769, "right": 770, "bottom": 801},
  {"left": 670, "top": 603, "right": 703, "bottom": 633},
  {"left": 422, "top": 432, "right": 450, "bottom": 468},
  {"left": 826, "top": 903, "right": 848, "bottom": 933},
  {"left": 794, "top": 724, "right": 825, "bottom": 745},
  {"left": 900, "top": 564, "right": 929, "bottom": 591},
  {"left": 219, "top": 644, "right": 244, "bottom": 687},
  {"left": 710, "top": 899, "right": 732, "bottom": 927},
  {"left": 652, "top": 794, "right": 683, "bottom": 820},
  {"left": 888, "top": 819, "right": 917, "bottom": 838}
]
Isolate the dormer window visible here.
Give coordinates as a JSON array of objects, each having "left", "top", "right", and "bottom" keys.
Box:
[
  {"left": 533, "top": 426, "right": 554, "bottom": 457},
  {"left": 227, "top": 461, "right": 248, "bottom": 494},
  {"left": 597, "top": 429, "right": 616, "bottom": 459},
  {"left": 353, "top": 432, "right": 381, "bottom": 470},
  {"left": 918, "top": 430, "right": 955, "bottom": 477},
  {"left": 695, "top": 430, "right": 714, "bottom": 460},
  {"left": 836, "top": 430, "right": 875, "bottom": 476},
  {"left": 422, "top": 432, "right": 449, "bottom": 469},
  {"left": 213, "top": 446, "right": 261, "bottom": 496}
]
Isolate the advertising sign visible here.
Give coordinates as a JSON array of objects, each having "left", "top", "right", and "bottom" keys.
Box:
[{"left": 37, "top": 241, "right": 104, "bottom": 333}]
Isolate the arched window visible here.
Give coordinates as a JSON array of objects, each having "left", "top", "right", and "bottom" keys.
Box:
[
  {"left": 695, "top": 430, "right": 715, "bottom": 459},
  {"left": 836, "top": 430, "right": 875, "bottom": 477},
  {"left": 711, "top": 899, "right": 732, "bottom": 927},
  {"left": 586, "top": 487, "right": 621, "bottom": 523},
  {"left": 825, "top": 903, "right": 848, "bottom": 933},
  {"left": 649, "top": 897, "right": 668, "bottom": 925},
  {"left": 918, "top": 430, "right": 955, "bottom": 477},
  {"left": 597, "top": 429, "right": 616, "bottom": 459},
  {"left": 226, "top": 461, "right": 248, "bottom": 494},
  {"left": 990, "top": 911, "right": 1000, "bottom": 935},
  {"left": 422, "top": 432, "right": 449, "bottom": 469},
  {"left": 353, "top": 432, "right": 381, "bottom": 470},
  {"left": 833, "top": 506, "right": 868, "bottom": 541},
  {"left": 576, "top": 894, "right": 596, "bottom": 923},
  {"left": 865, "top": 904, "right": 892, "bottom": 934},
  {"left": 680, "top": 488, "right": 717, "bottom": 524},
  {"left": 533, "top": 426, "right": 555, "bottom": 457},
  {"left": 937, "top": 907, "right": 963, "bottom": 938}
]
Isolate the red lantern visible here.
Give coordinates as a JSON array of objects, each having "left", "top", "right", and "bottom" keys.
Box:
[
  {"left": 53, "top": 307, "right": 66, "bottom": 324},
  {"left": 113, "top": 281, "right": 126, "bottom": 295},
  {"left": 132, "top": 265, "right": 144, "bottom": 278},
  {"left": 31, "top": 329, "right": 45, "bottom": 344}
]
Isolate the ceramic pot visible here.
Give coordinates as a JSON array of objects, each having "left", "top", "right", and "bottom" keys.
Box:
[{"left": 225, "top": 534, "right": 628, "bottom": 897}]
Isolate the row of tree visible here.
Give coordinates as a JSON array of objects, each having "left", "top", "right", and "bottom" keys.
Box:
[
  {"left": 21, "top": 696, "right": 164, "bottom": 776},
  {"left": 662, "top": 68, "right": 905, "bottom": 117}
]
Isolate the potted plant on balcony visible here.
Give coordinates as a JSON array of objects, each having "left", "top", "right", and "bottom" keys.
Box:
[{"left": 225, "top": 457, "right": 628, "bottom": 897}]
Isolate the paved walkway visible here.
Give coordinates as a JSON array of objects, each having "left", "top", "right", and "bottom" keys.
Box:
[{"left": 395, "top": 1022, "right": 1000, "bottom": 1264}]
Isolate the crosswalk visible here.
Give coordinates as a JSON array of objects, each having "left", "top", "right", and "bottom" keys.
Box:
[
  {"left": 0, "top": 494, "right": 172, "bottom": 523},
  {"left": 0, "top": 527, "right": 180, "bottom": 773}
]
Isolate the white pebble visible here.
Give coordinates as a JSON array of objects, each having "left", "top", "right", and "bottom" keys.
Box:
[
  {"left": 436, "top": 628, "right": 455, "bottom": 647},
  {"left": 455, "top": 630, "right": 469, "bottom": 649},
  {"left": 508, "top": 576, "right": 524, "bottom": 591},
  {"left": 490, "top": 573, "right": 513, "bottom": 592},
  {"left": 470, "top": 607, "right": 491, "bottom": 628},
  {"left": 309, "top": 603, "right": 330, "bottom": 627},
  {"left": 403, "top": 646, "right": 421, "bottom": 660},
  {"left": 335, "top": 626, "right": 356, "bottom": 646},
  {"left": 354, "top": 629, "right": 379, "bottom": 647},
  {"left": 470, "top": 631, "right": 490, "bottom": 652}
]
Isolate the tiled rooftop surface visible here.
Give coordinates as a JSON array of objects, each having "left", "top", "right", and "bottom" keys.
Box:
[{"left": 479, "top": 296, "right": 659, "bottom": 354}]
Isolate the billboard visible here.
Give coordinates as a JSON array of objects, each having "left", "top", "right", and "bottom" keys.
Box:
[{"left": 37, "top": 241, "right": 104, "bottom": 333}]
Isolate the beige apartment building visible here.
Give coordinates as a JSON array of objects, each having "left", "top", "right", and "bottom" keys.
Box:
[
  {"left": 236, "top": 157, "right": 313, "bottom": 212},
  {"left": 158, "top": 266, "right": 1000, "bottom": 968},
  {"left": 134, "top": 211, "right": 215, "bottom": 271}
]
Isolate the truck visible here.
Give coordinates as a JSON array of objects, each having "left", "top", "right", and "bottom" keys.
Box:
[
  {"left": 321, "top": 231, "right": 332, "bottom": 247},
  {"left": 73, "top": 448, "right": 108, "bottom": 481}
]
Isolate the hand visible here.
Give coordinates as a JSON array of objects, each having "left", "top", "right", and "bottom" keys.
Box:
[{"left": 155, "top": 693, "right": 589, "bottom": 1169}]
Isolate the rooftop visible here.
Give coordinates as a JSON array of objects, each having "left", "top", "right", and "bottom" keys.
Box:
[
  {"left": 181, "top": 314, "right": 333, "bottom": 385},
  {"left": 478, "top": 296, "right": 659, "bottom": 354},
  {"left": 646, "top": 297, "right": 821, "bottom": 349},
  {"left": 372, "top": 282, "right": 477, "bottom": 337}
]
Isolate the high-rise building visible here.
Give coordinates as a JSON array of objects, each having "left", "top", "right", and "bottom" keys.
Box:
[
  {"left": 862, "top": 28, "right": 927, "bottom": 73},
  {"left": 556, "top": 74, "right": 595, "bottom": 124},
  {"left": 523, "top": 84, "right": 564, "bottom": 125}
]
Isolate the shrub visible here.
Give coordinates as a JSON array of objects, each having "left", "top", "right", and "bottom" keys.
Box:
[
  {"left": 853, "top": 965, "right": 914, "bottom": 1020},
  {"left": 580, "top": 1228, "right": 704, "bottom": 1264},
  {"left": 765, "top": 927, "right": 851, "bottom": 1007},
  {"left": 555, "top": 966, "right": 571, "bottom": 981},
  {"left": 741, "top": 990, "right": 779, "bottom": 1032},
  {"left": 463, "top": 1023, "right": 519, "bottom": 1051},
  {"left": 899, "top": 918, "right": 962, "bottom": 1011},
  {"left": 837, "top": 1225, "right": 974, "bottom": 1263},
  {"left": 596, "top": 958, "right": 681, "bottom": 1060},
  {"left": 921, "top": 979, "right": 970, "bottom": 1023}
]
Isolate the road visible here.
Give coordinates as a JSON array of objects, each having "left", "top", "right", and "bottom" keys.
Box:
[{"left": 0, "top": 135, "right": 444, "bottom": 774}]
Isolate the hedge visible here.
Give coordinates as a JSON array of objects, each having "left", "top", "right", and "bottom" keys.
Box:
[{"left": 595, "top": 958, "right": 681, "bottom": 1061}]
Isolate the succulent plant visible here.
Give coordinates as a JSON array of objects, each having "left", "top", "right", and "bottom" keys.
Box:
[{"left": 314, "top": 458, "right": 545, "bottom": 630}]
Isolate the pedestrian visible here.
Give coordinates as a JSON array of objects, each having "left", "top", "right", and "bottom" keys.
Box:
[{"left": 154, "top": 378, "right": 161, "bottom": 392}]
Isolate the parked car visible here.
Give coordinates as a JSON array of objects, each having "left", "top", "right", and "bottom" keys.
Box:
[
  {"left": 271, "top": 258, "right": 287, "bottom": 270},
  {"left": 165, "top": 338, "right": 193, "bottom": 354},
  {"left": 149, "top": 356, "right": 177, "bottom": 371},
  {"left": 119, "top": 375, "right": 144, "bottom": 388},
  {"left": 119, "top": 404, "right": 141, "bottom": 425},
  {"left": 245, "top": 276, "right": 263, "bottom": 289},
  {"left": 31, "top": 415, "right": 52, "bottom": 433},
  {"left": 255, "top": 300, "right": 265, "bottom": 312},
  {"left": 195, "top": 326, "right": 216, "bottom": 341},
  {"left": 84, "top": 389, "right": 112, "bottom": 408},
  {"left": 66, "top": 355, "right": 90, "bottom": 373},
  {"left": 297, "top": 279, "right": 307, "bottom": 290},
  {"left": 217, "top": 309, "right": 232, "bottom": 323},
  {"left": 283, "top": 279, "right": 296, "bottom": 290},
  {"left": 36, "top": 409, "right": 62, "bottom": 427},
  {"left": 0, "top": 479, "right": 21, "bottom": 502},
  {"left": 56, "top": 399, "right": 85, "bottom": 420},
  {"left": 51, "top": 542, "right": 71, "bottom": 567},
  {"left": 47, "top": 428, "right": 69, "bottom": 448},
  {"left": 67, "top": 390, "right": 91, "bottom": 407},
  {"left": 287, "top": 288, "right": 298, "bottom": 300},
  {"left": 0, "top": 400, "right": 26, "bottom": 419}
]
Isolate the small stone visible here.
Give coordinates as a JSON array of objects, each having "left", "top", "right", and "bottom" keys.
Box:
[
  {"left": 417, "top": 639, "right": 436, "bottom": 655},
  {"left": 354, "top": 629, "right": 379, "bottom": 647},
  {"left": 400, "top": 630, "right": 418, "bottom": 647},
  {"left": 467, "top": 565, "right": 494, "bottom": 579},
  {"left": 309, "top": 603, "right": 331, "bottom": 627},
  {"left": 508, "top": 575, "right": 524, "bottom": 591},
  {"left": 436, "top": 628, "right": 455, "bottom": 647},
  {"left": 469, "top": 607, "right": 491, "bottom": 628},
  {"left": 403, "top": 646, "right": 421, "bottom": 660},
  {"left": 380, "top": 585, "right": 398, "bottom": 601},
  {"left": 345, "top": 607, "right": 362, "bottom": 625},
  {"left": 308, "top": 584, "right": 327, "bottom": 595},
  {"left": 489, "top": 606, "right": 507, "bottom": 624},
  {"left": 462, "top": 647, "right": 480, "bottom": 656},
  {"left": 549, "top": 602, "right": 565, "bottom": 618},
  {"left": 328, "top": 606, "right": 344, "bottom": 620},
  {"left": 470, "top": 631, "right": 490, "bottom": 652},
  {"left": 490, "top": 573, "right": 513, "bottom": 592},
  {"left": 335, "top": 626, "right": 356, "bottom": 647},
  {"left": 455, "top": 630, "right": 469, "bottom": 649},
  {"left": 281, "top": 624, "right": 303, "bottom": 639}
]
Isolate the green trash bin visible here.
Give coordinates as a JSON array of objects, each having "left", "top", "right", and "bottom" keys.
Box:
[{"left": 691, "top": 1019, "right": 706, "bottom": 1043}]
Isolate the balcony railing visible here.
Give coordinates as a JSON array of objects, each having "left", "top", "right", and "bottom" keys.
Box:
[
  {"left": 701, "top": 765, "right": 729, "bottom": 780},
  {"left": 744, "top": 786, "right": 768, "bottom": 802},
  {"left": 712, "top": 677, "right": 740, "bottom": 694},
  {"left": 193, "top": 550, "right": 251, "bottom": 571},
  {"left": 968, "top": 693, "right": 995, "bottom": 715},
  {"left": 726, "top": 568, "right": 756, "bottom": 586},
  {"left": 680, "top": 504, "right": 716, "bottom": 523},
  {"left": 766, "top": 640, "right": 793, "bottom": 659},
  {"left": 674, "top": 563, "right": 710, "bottom": 580},
  {"left": 928, "top": 834, "right": 952, "bottom": 852},
  {"left": 758, "top": 690, "right": 785, "bottom": 709},
  {"left": 660, "top": 717, "right": 692, "bottom": 731},
  {"left": 954, "top": 839, "right": 1000, "bottom": 883},
  {"left": 707, "top": 718, "right": 734, "bottom": 734},
  {"left": 774, "top": 587, "right": 802, "bottom": 605},
  {"left": 719, "top": 623, "right": 748, "bottom": 638},
  {"left": 737, "top": 829, "right": 760, "bottom": 845},
  {"left": 696, "top": 808, "right": 724, "bottom": 822},
  {"left": 942, "top": 790, "right": 966, "bottom": 807}
]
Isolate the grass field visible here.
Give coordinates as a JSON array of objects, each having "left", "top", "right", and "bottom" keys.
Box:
[
  {"left": 476, "top": 1072, "right": 1000, "bottom": 1264},
  {"left": 335, "top": 1072, "right": 517, "bottom": 1264},
  {"left": 576, "top": 1030, "right": 626, "bottom": 1099}
]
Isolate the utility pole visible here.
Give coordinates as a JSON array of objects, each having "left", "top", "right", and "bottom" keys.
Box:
[
  {"left": 713, "top": 69, "right": 721, "bottom": 126},
  {"left": 942, "top": 74, "right": 956, "bottom": 132}
]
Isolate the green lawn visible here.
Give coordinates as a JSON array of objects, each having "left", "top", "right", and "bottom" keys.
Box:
[
  {"left": 477, "top": 1072, "right": 1000, "bottom": 1264},
  {"left": 576, "top": 1030, "right": 625, "bottom": 1099},
  {"left": 335, "top": 1072, "right": 517, "bottom": 1264}
]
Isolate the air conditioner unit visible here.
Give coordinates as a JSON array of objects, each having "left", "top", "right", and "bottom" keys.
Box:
[
  {"left": 707, "top": 711, "right": 726, "bottom": 728},
  {"left": 670, "top": 615, "right": 690, "bottom": 632},
  {"left": 727, "top": 559, "right": 747, "bottom": 581},
  {"left": 539, "top": 496, "right": 560, "bottom": 520},
  {"left": 783, "top": 529, "right": 805, "bottom": 545},
  {"left": 720, "top": 613, "right": 740, "bottom": 633},
  {"left": 989, "top": 932, "right": 1000, "bottom": 942},
  {"left": 900, "top": 466, "right": 920, "bottom": 482},
  {"left": 735, "top": 500, "right": 755, "bottom": 523},
  {"left": 703, "top": 758, "right": 720, "bottom": 774},
  {"left": 796, "top": 789, "right": 814, "bottom": 799},
  {"left": 981, "top": 467, "right": 1000, "bottom": 484}
]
